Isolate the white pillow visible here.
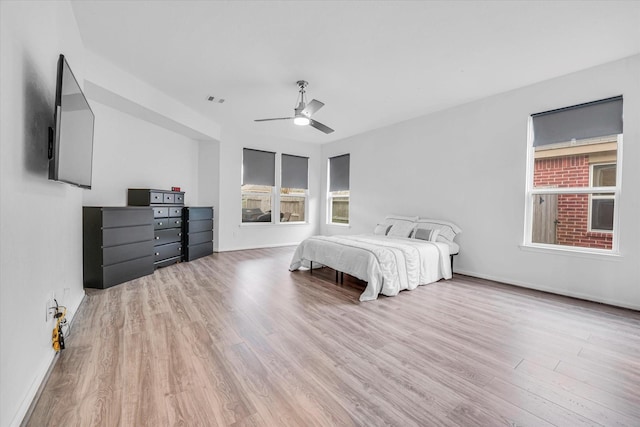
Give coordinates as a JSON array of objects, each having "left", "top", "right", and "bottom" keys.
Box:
[
  {"left": 387, "top": 221, "right": 415, "bottom": 238},
  {"left": 374, "top": 224, "right": 391, "bottom": 235},
  {"left": 384, "top": 214, "right": 419, "bottom": 223},
  {"left": 413, "top": 228, "right": 440, "bottom": 242}
]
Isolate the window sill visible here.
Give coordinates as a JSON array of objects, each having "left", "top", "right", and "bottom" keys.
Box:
[
  {"left": 519, "top": 243, "right": 622, "bottom": 260},
  {"left": 586, "top": 231, "right": 613, "bottom": 237},
  {"left": 240, "top": 221, "right": 309, "bottom": 227},
  {"left": 327, "top": 223, "right": 350, "bottom": 228}
]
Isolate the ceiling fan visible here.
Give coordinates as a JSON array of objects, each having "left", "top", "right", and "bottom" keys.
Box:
[{"left": 254, "top": 80, "right": 334, "bottom": 134}]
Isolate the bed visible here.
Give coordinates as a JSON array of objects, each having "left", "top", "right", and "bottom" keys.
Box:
[{"left": 289, "top": 215, "right": 461, "bottom": 301}]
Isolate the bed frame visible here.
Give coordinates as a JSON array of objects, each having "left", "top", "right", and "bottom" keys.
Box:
[{"left": 309, "top": 254, "right": 457, "bottom": 285}]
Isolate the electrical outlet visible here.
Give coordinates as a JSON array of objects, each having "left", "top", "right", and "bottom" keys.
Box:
[
  {"left": 63, "top": 288, "right": 70, "bottom": 306},
  {"left": 45, "top": 292, "right": 56, "bottom": 322},
  {"left": 45, "top": 300, "right": 53, "bottom": 322}
]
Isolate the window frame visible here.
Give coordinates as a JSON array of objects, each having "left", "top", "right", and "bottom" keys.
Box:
[
  {"left": 241, "top": 184, "right": 275, "bottom": 224},
  {"left": 279, "top": 187, "right": 308, "bottom": 224},
  {"left": 326, "top": 155, "right": 350, "bottom": 226},
  {"left": 327, "top": 190, "right": 350, "bottom": 226},
  {"left": 588, "top": 162, "right": 616, "bottom": 233},
  {"left": 240, "top": 148, "right": 276, "bottom": 225},
  {"left": 279, "top": 153, "right": 309, "bottom": 225},
  {"left": 523, "top": 118, "right": 622, "bottom": 254},
  {"left": 241, "top": 151, "right": 312, "bottom": 226}
]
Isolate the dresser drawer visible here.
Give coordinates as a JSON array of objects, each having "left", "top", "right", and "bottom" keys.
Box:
[
  {"left": 168, "top": 217, "right": 182, "bottom": 228},
  {"left": 102, "top": 256, "right": 154, "bottom": 288},
  {"left": 188, "top": 230, "right": 213, "bottom": 246},
  {"left": 154, "top": 228, "right": 183, "bottom": 246},
  {"left": 103, "top": 240, "right": 154, "bottom": 266},
  {"left": 186, "top": 207, "right": 213, "bottom": 221},
  {"left": 186, "top": 241, "right": 213, "bottom": 261},
  {"left": 150, "top": 192, "right": 164, "bottom": 204},
  {"left": 153, "top": 218, "right": 172, "bottom": 230},
  {"left": 103, "top": 225, "right": 153, "bottom": 247},
  {"left": 154, "top": 242, "right": 182, "bottom": 262},
  {"left": 187, "top": 219, "right": 213, "bottom": 233},
  {"left": 102, "top": 208, "right": 152, "bottom": 227},
  {"left": 168, "top": 207, "right": 183, "bottom": 218},
  {"left": 153, "top": 207, "right": 169, "bottom": 218},
  {"left": 128, "top": 189, "right": 184, "bottom": 206}
]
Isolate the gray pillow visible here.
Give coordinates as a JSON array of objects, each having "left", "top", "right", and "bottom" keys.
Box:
[{"left": 414, "top": 228, "right": 440, "bottom": 242}]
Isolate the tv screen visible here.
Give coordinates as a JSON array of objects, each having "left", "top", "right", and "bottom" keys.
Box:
[{"left": 48, "top": 54, "right": 95, "bottom": 189}]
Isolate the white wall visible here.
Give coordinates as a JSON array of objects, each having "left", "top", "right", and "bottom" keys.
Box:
[
  {"left": 0, "top": 2, "right": 87, "bottom": 426},
  {"left": 217, "top": 127, "right": 321, "bottom": 251},
  {"left": 84, "top": 51, "right": 221, "bottom": 142},
  {"left": 198, "top": 140, "right": 221, "bottom": 250},
  {"left": 321, "top": 54, "right": 640, "bottom": 310},
  {"left": 82, "top": 101, "right": 201, "bottom": 207}
]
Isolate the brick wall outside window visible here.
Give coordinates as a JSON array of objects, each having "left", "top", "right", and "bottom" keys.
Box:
[{"left": 534, "top": 155, "right": 613, "bottom": 249}]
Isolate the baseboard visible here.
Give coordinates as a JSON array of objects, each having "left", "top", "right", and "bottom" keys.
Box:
[
  {"left": 15, "top": 292, "right": 86, "bottom": 427},
  {"left": 454, "top": 268, "right": 640, "bottom": 311},
  {"left": 216, "top": 242, "right": 300, "bottom": 252},
  {"left": 17, "top": 352, "right": 58, "bottom": 427}
]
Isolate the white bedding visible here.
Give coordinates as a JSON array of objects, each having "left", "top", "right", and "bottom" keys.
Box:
[{"left": 289, "top": 234, "right": 452, "bottom": 301}]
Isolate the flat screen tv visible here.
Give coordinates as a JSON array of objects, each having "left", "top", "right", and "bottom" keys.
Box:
[{"left": 48, "top": 54, "right": 95, "bottom": 189}]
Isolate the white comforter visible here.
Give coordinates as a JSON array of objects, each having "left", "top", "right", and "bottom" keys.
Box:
[{"left": 289, "top": 234, "right": 452, "bottom": 301}]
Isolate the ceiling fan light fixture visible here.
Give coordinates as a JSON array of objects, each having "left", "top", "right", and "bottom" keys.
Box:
[
  {"left": 294, "top": 116, "right": 310, "bottom": 126},
  {"left": 254, "top": 80, "right": 334, "bottom": 133}
]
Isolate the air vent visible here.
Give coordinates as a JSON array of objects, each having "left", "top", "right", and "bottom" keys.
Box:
[{"left": 207, "top": 95, "right": 225, "bottom": 104}]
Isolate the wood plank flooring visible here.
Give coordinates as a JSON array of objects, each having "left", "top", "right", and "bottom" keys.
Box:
[{"left": 26, "top": 247, "right": 640, "bottom": 426}]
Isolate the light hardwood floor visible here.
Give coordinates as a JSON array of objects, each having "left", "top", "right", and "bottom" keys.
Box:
[{"left": 26, "top": 247, "right": 640, "bottom": 426}]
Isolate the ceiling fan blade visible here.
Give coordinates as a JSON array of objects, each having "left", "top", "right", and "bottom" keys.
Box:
[
  {"left": 301, "top": 99, "right": 324, "bottom": 117},
  {"left": 309, "top": 119, "right": 334, "bottom": 134},
  {"left": 254, "top": 117, "right": 295, "bottom": 122}
]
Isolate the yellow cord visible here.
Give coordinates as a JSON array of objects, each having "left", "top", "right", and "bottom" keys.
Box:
[{"left": 51, "top": 306, "right": 67, "bottom": 352}]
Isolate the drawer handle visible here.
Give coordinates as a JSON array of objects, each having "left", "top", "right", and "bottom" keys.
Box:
[
  {"left": 155, "top": 252, "right": 160, "bottom": 256},
  {"left": 155, "top": 236, "right": 160, "bottom": 240},
  {"left": 178, "top": 247, "right": 182, "bottom": 251},
  {"left": 158, "top": 222, "right": 163, "bottom": 225},
  {"left": 178, "top": 233, "right": 182, "bottom": 236}
]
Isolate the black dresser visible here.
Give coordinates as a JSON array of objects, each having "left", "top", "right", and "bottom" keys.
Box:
[
  {"left": 183, "top": 207, "right": 214, "bottom": 261},
  {"left": 82, "top": 207, "right": 154, "bottom": 289},
  {"left": 128, "top": 189, "right": 185, "bottom": 268}
]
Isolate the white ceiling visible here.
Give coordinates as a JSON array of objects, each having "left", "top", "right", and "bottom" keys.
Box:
[{"left": 71, "top": 1, "right": 640, "bottom": 144}]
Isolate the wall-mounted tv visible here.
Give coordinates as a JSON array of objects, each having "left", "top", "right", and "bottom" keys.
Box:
[{"left": 48, "top": 54, "right": 95, "bottom": 189}]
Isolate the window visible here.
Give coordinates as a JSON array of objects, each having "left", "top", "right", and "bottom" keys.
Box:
[
  {"left": 242, "top": 148, "right": 275, "bottom": 223},
  {"left": 526, "top": 96, "right": 622, "bottom": 251},
  {"left": 280, "top": 154, "right": 308, "bottom": 223},
  {"left": 589, "top": 163, "right": 615, "bottom": 232},
  {"left": 328, "top": 154, "right": 350, "bottom": 224}
]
